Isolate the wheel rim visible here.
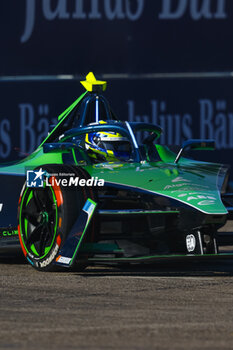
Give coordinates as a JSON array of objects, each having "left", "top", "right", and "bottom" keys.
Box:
[{"left": 19, "top": 186, "right": 58, "bottom": 259}]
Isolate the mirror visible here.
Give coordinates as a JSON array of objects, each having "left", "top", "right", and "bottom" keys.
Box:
[
  {"left": 174, "top": 139, "right": 215, "bottom": 163},
  {"left": 43, "top": 142, "right": 78, "bottom": 154}
]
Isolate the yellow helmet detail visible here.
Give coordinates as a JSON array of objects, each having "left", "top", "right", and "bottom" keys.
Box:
[{"left": 85, "top": 121, "right": 131, "bottom": 162}]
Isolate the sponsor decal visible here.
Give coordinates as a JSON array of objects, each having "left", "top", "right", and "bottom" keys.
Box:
[
  {"left": 39, "top": 243, "right": 59, "bottom": 268},
  {"left": 186, "top": 234, "right": 196, "bottom": 252},
  {"left": 56, "top": 256, "right": 72, "bottom": 265},
  {"left": 172, "top": 177, "right": 191, "bottom": 183},
  {"left": 94, "top": 163, "right": 124, "bottom": 170},
  {"left": 164, "top": 183, "right": 192, "bottom": 190},
  {"left": 198, "top": 200, "right": 216, "bottom": 206},
  {"left": 168, "top": 183, "right": 210, "bottom": 191},
  {"left": 177, "top": 193, "right": 216, "bottom": 204},
  {"left": 0, "top": 229, "right": 18, "bottom": 238},
  {"left": 83, "top": 200, "right": 96, "bottom": 217}
]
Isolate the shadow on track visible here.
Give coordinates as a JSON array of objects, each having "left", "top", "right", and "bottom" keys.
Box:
[
  {"left": 0, "top": 248, "right": 26, "bottom": 264},
  {"left": 79, "top": 259, "right": 233, "bottom": 278},
  {"left": 1, "top": 249, "right": 233, "bottom": 276}
]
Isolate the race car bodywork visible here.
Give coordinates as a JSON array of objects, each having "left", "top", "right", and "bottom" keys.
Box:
[{"left": 0, "top": 72, "right": 233, "bottom": 270}]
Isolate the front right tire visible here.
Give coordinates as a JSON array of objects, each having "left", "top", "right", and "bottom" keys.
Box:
[{"left": 18, "top": 165, "right": 97, "bottom": 271}]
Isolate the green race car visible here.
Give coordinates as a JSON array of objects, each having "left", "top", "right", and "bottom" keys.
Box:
[{"left": 0, "top": 72, "right": 232, "bottom": 271}]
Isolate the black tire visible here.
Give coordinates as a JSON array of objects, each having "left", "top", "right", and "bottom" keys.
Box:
[{"left": 18, "top": 165, "right": 97, "bottom": 271}]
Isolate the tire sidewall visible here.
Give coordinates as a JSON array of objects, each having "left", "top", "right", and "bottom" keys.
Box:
[{"left": 18, "top": 176, "right": 66, "bottom": 271}]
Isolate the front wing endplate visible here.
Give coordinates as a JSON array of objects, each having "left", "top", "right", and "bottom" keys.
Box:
[{"left": 54, "top": 198, "right": 97, "bottom": 268}]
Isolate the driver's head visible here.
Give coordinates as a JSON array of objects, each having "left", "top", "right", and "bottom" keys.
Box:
[{"left": 85, "top": 121, "right": 131, "bottom": 162}]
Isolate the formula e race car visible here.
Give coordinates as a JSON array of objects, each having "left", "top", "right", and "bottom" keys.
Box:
[{"left": 0, "top": 72, "right": 233, "bottom": 271}]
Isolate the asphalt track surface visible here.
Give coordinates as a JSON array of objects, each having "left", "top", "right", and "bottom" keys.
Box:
[{"left": 1, "top": 249, "right": 233, "bottom": 350}]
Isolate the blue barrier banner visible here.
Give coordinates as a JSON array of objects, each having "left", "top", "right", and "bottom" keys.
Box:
[
  {"left": 0, "top": 78, "right": 232, "bottom": 174},
  {"left": 0, "top": 0, "right": 232, "bottom": 75}
]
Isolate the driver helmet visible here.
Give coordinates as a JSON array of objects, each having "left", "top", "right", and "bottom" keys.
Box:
[{"left": 85, "top": 121, "right": 131, "bottom": 162}]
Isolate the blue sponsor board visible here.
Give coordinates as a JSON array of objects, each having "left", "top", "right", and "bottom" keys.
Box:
[
  {"left": 0, "top": 78, "right": 232, "bottom": 176},
  {"left": 0, "top": 0, "right": 232, "bottom": 75}
]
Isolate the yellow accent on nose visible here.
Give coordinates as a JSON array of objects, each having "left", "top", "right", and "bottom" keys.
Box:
[{"left": 81, "top": 72, "right": 107, "bottom": 92}]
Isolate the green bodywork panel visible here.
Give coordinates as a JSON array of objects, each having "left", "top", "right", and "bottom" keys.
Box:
[{"left": 84, "top": 159, "right": 227, "bottom": 215}]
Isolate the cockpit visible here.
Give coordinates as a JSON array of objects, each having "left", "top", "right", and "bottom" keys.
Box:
[{"left": 42, "top": 76, "right": 162, "bottom": 165}]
